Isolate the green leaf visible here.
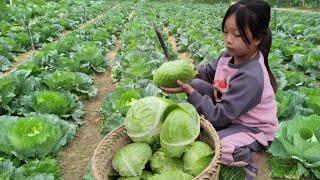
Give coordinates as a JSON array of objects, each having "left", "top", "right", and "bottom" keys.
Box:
[
  {"left": 43, "top": 70, "right": 97, "bottom": 99},
  {"left": 74, "top": 42, "right": 107, "bottom": 74},
  {"left": 219, "top": 165, "right": 246, "bottom": 180},
  {"left": 268, "top": 157, "right": 300, "bottom": 179},
  {"left": 0, "top": 160, "right": 15, "bottom": 180},
  {"left": 20, "top": 90, "right": 85, "bottom": 123},
  {"left": 0, "top": 114, "right": 76, "bottom": 160},
  {"left": 15, "top": 159, "right": 60, "bottom": 179}
]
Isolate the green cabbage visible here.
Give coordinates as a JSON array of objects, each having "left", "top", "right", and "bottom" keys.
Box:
[
  {"left": 276, "top": 90, "right": 313, "bottom": 121},
  {"left": 21, "top": 90, "right": 85, "bottom": 123},
  {"left": 150, "top": 150, "right": 183, "bottom": 174},
  {"left": 160, "top": 103, "right": 200, "bottom": 157},
  {"left": 118, "top": 170, "right": 153, "bottom": 180},
  {"left": 112, "top": 143, "right": 152, "bottom": 177},
  {"left": 30, "top": 90, "right": 73, "bottom": 115},
  {"left": 302, "top": 47, "right": 320, "bottom": 79},
  {"left": 269, "top": 115, "right": 320, "bottom": 178},
  {"left": 0, "top": 115, "right": 76, "bottom": 160},
  {"left": 0, "top": 74, "right": 18, "bottom": 112},
  {"left": 74, "top": 42, "right": 107, "bottom": 74},
  {"left": 0, "top": 159, "right": 15, "bottom": 179},
  {"left": 14, "top": 159, "right": 60, "bottom": 179},
  {"left": 0, "top": 158, "right": 60, "bottom": 179},
  {"left": 43, "top": 70, "right": 97, "bottom": 98},
  {"left": 125, "top": 97, "right": 176, "bottom": 144},
  {"left": 183, "top": 141, "right": 214, "bottom": 176},
  {"left": 299, "top": 87, "right": 320, "bottom": 115},
  {"left": 153, "top": 60, "right": 197, "bottom": 88},
  {"left": 148, "top": 170, "right": 193, "bottom": 180}
]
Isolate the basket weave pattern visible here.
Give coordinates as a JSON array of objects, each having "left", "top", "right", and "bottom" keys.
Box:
[{"left": 92, "top": 116, "right": 221, "bottom": 180}]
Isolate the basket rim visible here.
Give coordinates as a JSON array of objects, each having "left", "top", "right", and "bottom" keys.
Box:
[
  {"left": 91, "top": 123, "right": 126, "bottom": 177},
  {"left": 91, "top": 116, "right": 221, "bottom": 179},
  {"left": 195, "top": 115, "right": 221, "bottom": 179}
]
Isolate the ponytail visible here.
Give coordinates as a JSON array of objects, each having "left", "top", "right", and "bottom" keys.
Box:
[
  {"left": 259, "top": 28, "right": 277, "bottom": 93},
  {"left": 222, "top": 0, "right": 277, "bottom": 92}
]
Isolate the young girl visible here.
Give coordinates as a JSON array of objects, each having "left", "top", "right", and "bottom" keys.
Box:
[{"left": 161, "top": 0, "right": 279, "bottom": 179}]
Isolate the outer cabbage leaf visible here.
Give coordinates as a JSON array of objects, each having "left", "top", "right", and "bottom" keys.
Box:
[
  {"left": 54, "top": 57, "right": 81, "bottom": 72},
  {"left": 43, "top": 70, "right": 97, "bottom": 98},
  {"left": 125, "top": 97, "right": 176, "bottom": 144},
  {"left": 19, "top": 90, "right": 85, "bottom": 123},
  {"left": 112, "top": 143, "right": 152, "bottom": 177},
  {"left": 0, "top": 55, "right": 12, "bottom": 71},
  {"left": 268, "top": 51, "right": 284, "bottom": 69},
  {"left": 272, "top": 69, "right": 287, "bottom": 90},
  {"left": 117, "top": 170, "right": 153, "bottom": 180},
  {"left": 101, "top": 80, "right": 161, "bottom": 135},
  {"left": 269, "top": 115, "right": 320, "bottom": 179},
  {"left": 13, "top": 159, "right": 60, "bottom": 179},
  {"left": 219, "top": 165, "right": 246, "bottom": 180},
  {"left": 0, "top": 74, "right": 18, "bottom": 112},
  {"left": 299, "top": 87, "right": 320, "bottom": 115},
  {"left": 0, "top": 114, "right": 76, "bottom": 160},
  {"left": 0, "top": 159, "right": 15, "bottom": 179},
  {"left": 160, "top": 103, "right": 200, "bottom": 157},
  {"left": 148, "top": 170, "right": 193, "bottom": 180},
  {"left": 12, "top": 70, "right": 42, "bottom": 96},
  {"left": 268, "top": 157, "right": 301, "bottom": 179},
  {"left": 276, "top": 90, "right": 313, "bottom": 121},
  {"left": 303, "top": 47, "right": 320, "bottom": 79},
  {"left": 282, "top": 45, "right": 306, "bottom": 58},
  {"left": 150, "top": 150, "right": 183, "bottom": 174},
  {"left": 282, "top": 70, "right": 314, "bottom": 90},
  {"left": 183, "top": 141, "right": 214, "bottom": 176},
  {"left": 118, "top": 90, "right": 141, "bottom": 116},
  {"left": 73, "top": 42, "right": 107, "bottom": 74}
]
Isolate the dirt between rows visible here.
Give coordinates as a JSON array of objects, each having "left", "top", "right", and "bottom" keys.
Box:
[{"left": 58, "top": 40, "right": 120, "bottom": 180}]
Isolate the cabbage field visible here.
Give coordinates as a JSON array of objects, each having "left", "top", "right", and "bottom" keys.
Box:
[{"left": 0, "top": 0, "right": 320, "bottom": 179}]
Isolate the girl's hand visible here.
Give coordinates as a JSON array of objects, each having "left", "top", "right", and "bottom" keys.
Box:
[{"left": 161, "top": 80, "right": 195, "bottom": 95}]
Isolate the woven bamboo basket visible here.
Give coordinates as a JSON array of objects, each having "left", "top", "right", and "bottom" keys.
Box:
[{"left": 92, "top": 116, "right": 221, "bottom": 180}]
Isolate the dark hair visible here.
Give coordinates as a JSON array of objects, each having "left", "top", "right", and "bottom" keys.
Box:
[{"left": 222, "top": 0, "right": 277, "bottom": 92}]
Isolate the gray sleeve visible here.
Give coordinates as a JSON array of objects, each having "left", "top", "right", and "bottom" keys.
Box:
[
  {"left": 196, "top": 53, "right": 227, "bottom": 83},
  {"left": 196, "top": 60, "right": 218, "bottom": 83},
  {"left": 187, "top": 72, "right": 263, "bottom": 128}
]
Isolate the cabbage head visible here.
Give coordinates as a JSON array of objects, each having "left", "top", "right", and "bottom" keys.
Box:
[
  {"left": 0, "top": 114, "right": 76, "bottom": 160},
  {"left": 0, "top": 74, "right": 18, "bottom": 111},
  {"left": 29, "top": 90, "right": 73, "bottom": 115},
  {"left": 43, "top": 70, "right": 97, "bottom": 98},
  {"left": 148, "top": 170, "right": 193, "bottom": 180},
  {"left": 269, "top": 115, "right": 320, "bottom": 178},
  {"left": 112, "top": 143, "right": 152, "bottom": 177},
  {"left": 160, "top": 103, "right": 200, "bottom": 157},
  {"left": 150, "top": 150, "right": 183, "bottom": 174},
  {"left": 0, "top": 158, "right": 60, "bottom": 179},
  {"left": 74, "top": 42, "right": 107, "bottom": 74},
  {"left": 153, "top": 60, "right": 197, "bottom": 88},
  {"left": 183, "top": 141, "right": 214, "bottom": 176},
  {"left": 125, "top": 97, "right": 176, "bottom": 144},
  {"left": 22, "top": 90, "right": 85, "bottom": 123},
  {"left": 118, "top": 170, "right": 153, "bottom": 180}
]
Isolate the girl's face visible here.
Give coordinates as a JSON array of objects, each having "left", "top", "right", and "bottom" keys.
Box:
[{"left": 223, "top": 14, "right": 260, "bottom": 60}]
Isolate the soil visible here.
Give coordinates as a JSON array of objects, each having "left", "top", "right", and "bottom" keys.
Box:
[
  {"left": 163, "top": 26, "right": 193, "bottom": 64},
  {"left": 0, "top": 50, "right": 35, "bottom": 78},
  {"left": 58, "top": 9, "right": 130, "bottom": 180},
  {"left": 58, "top": 40, "right": 120, "bottom": 180},
  {"left": 256, "top": 153, "right": 272, "bottom": 180}
]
